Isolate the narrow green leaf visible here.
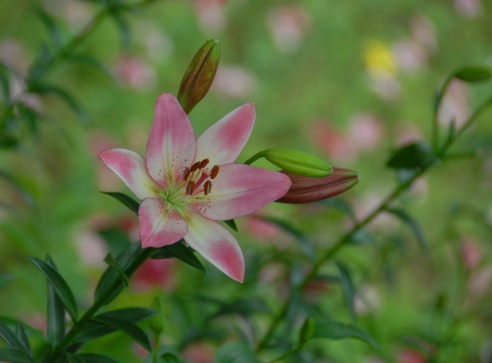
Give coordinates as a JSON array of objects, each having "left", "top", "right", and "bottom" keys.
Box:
[
  {"left": 75, "top": 308, "right": 157, "bottom": 342},
  {"left": 33, "top": 6, "right": 62, "bottom": 45},
  {"left": 321, "top": 198, "right": 357, "bottom": 222},
  {"left": 28, "top": 256, "right": 78, "bottom": 321},
  {"left": 312, "top": 321, "right": 378, "bottom": 349},
  {"left": 14, "top": 322, "right": 31, "bottom": 357},
  {"left": 78, "top": 353, "right": 119, "bottom": 363},
  {"left": 17, "top": 105, "right": 38, "bottom": 137},
  {"left": 262, "top": 216, "right": 315, "bottom": 261},
  {"left": 0, "top": 318, "right": 45, "bottom": 340},
  {"left": 101, "top": 192, "right": 140, "bottom": 215},
  {"left": 0, "top": 63, "right": 11, "bottom": 103},
  {"left": 0, "top": 134, "right": 19, "bottom": 149},
  {"left": 65, "top": 353, "right": 85, "bottom": 363},
  {"left": 223, "top": 219, "right": 237, "bottom": 232},
  {"left": 0, "top": 347, "right": 35, "bottom": 363},
  {"left": 387, "top": 142, "right": 433, "bottom": 169},
  {"left": 336, "top": 262, "right": 356, "bottom": 322},
  {"left": 91, "top": 317, "right": 152, "bottom": 352},
  {"left": 384, "top": 208, "right": 430, "bottom": 254},
  {"left": 94, "top": 242, "right": 140, "bottom": 304},
  {"left": 111, "top": 14, "right": 131, "bottom": 49},
  {"left": 103, "top": 253, "right": 129, "bottom": 286},
  {"left": 151, "top": 241, "right": 206, "bottom": 273},
  {"left": 29, "top": 84, "right": 88, "bottom": 123},
  {"left": 45, "top": 256, "right": 65, "bottom": 346},
  {"left": 68, "top": 55, "right": 113, "bottom": 79},
  {"left": 214, "top": 341, "right": 261, "bottom": 363},
  {"left": 0, "top": 274, "right": 15, "bottom": 290},
  {"left": 454, "top": 66, "right": 492, "bottom": 83},
  {"left": 297, "top": 318, "right": 315, "bottom": 347},
  {"left": 0, "top": 169, "right": 34, "bottom": 206},
  {"left": 0, "top": 321, "right": 24, "bottom": 348}
]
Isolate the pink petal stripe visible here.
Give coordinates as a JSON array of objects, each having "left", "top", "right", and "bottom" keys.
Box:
[
  {"left": 184, "top": 209, "right": 244, "bottom": 282},
  {"left": 189, "top": 164, "right": 291, "bottom": 220},
  {"left": 99, "top": 148, "right": 161, "bottom": 200},
  {"left": 146, "top": 93, "right": 197, "bottom": 189},
  {"left": 139, "top": 199, "right": 188, "bottom": 248},
  {"left": 196, "top": 103, "right": 255, "bottom": 166}
]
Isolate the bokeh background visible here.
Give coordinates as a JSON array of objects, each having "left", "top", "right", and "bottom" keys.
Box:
[{"left": 1, "top": 0, "right": 492, "bottom": 362}]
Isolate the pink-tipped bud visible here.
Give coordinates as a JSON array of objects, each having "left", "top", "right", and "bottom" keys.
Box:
[
  {"left": 178, "top": 39, "right": 221, "bottom": 114},
  {"left": 276, "top": 167, "right": 359, "bottom": 204}
]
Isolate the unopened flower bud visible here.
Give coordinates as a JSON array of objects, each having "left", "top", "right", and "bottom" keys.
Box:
[
  {"left": 178, "top": 39, "right": 221, "bottom": 114},
  {"left": 263, "top": 149, "right": 333, "bottom": 177},
  {"left": 149, "top": 296, "right": 165, "bottom": 337},
  {"left": 276, "top": 167, "right": 359, "bottom": 204}
]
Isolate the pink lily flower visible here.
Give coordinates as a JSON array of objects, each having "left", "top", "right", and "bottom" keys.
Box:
[{"left": 99, "top": 93, "right": 291, "bottom": 282}]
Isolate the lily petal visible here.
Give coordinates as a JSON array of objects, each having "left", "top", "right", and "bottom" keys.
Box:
[
  {"left": 139, "top": 198, "right": 188, "bottom": 248},
  {"left": 190, "top": 164, "right": 291, "bottom": 220},
  {"left": 146, "top": 93, "right": 197, "bottom": 188},
  {"left": 99, "top": 148, "right": 160, "bottom": 200},
  {"left": 184, "top": 210, "right": 244, "bottom": 282},
  {"left": 196, "top": 103, "right": 255, "bottom": 166}
]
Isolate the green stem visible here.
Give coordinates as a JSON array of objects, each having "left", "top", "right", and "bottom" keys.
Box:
[
  {"left": 44, "top": 247, "right": 152, "bottom": 363},
  {"left": 243, "top": 151, "right": 267, "bottom": 165},
  {"left": 256, "top": 92, "right": 492, "bottom": 354},
  {"left": 432, "top": 73, "right": 454, "bottom": 152},
  {"left": 268, "top": 347, "right": 300, "bottom": 363}
]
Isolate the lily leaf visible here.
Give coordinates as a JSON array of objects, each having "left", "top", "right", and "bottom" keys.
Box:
[
  {"left": 312, "top": 320, "right": 378, "bottom": 349},
  {"left": 151, "top": 242, "right": 206, "bottom": 273},
  {"left": 384, "top": 207, "right": 430, "bottom": 254},
  {"left": 454, "top": 66, "right": 492, "bottom": 83},
  {"left": 14, "top": 322, "right": 31, "bottom": 357},
  {"left": 214, "top": 341, "right": 261, "bottom": 363},
  {"left": 387, "top": 142, "right": 433, "bottom": 169},
  {"left": 101, "top": 192, "right": 140, "bottom": 215},
  {"left": 0, "top": 321, "right": 24, "bottom": 348},
  {"left": 91, "top": 317, "right": 152, "bottom": 352},
  {"left": 28, "top": 256, "right": 78, "bottom": 321},
  {"left": 45, "top": 256, "right": 65, "bottom": 347},
  {"left": 77, "top": 353, "right": 119, "bottom": 363},
  {"left": 0, "top": 347, "right": 35, "bottom": 363}
]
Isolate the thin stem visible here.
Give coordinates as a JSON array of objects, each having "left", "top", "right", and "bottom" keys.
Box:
[
  {"left": 243, "top": 151, "right": 266, "bottom": 165},
  {"left": 256, "top": 93, "right": 492, "bottom": 354}
]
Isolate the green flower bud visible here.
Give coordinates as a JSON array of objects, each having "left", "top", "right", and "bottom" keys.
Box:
[
  {"left": 178, "top": 39, "right": 221, "bottom": 114},
  {"left": 277, "top": 167, "right": 359, "bottom": 204},
  {"left": 263, "top": 149, "right": 333, "bottom": 177},
  {"left": 149, "top": 296, "right": 165, "bottom": 337}
]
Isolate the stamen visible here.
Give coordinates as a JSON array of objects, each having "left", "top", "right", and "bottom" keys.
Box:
[
  {"left": 183, "top": 167, "right": 191, "bottom": 180},
  {"left": 211, "top": 165, "right": 220, "bottom": 179},
  {"left": 204, "top": 180, "right": 212, "bottom": 195},
  {"left": 190, "top": 161, "right": 200, "bottom": 172},
  {"left": 200, "top": 159, "right": 210, "bottom": 168},
  {"left": 186, "top": 181, "right": 195, "bottom": 195}
]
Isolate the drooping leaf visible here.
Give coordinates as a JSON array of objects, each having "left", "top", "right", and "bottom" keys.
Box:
[
  {"left": 454, "top": 66, "right": 492, "bottom": 83},
  {"left": 29, "top": 84, "right": 88, "bottom": 123},
  {"left": 312, "top": 321, "right": 378, "bottom": 349},
  {"left": 94, "top": 242, "right": 141, "bottom": 305},
  {"left": 45, "top": 256, "right": 65, "bottom": 347},
  {"left": 14, "top": 322, "right": 31, "bottom": 357},
  {"left": 103, "top": 253, "right": 129, "bottom": 286},
  {"left": 214, "top": 341, "right": 261, "bottom": 363},
  {"left": 78, "top": 353, "right": 119, "bottom": 363},
  {"left": 101, "top": 192, "right": 140, "bottom": 215},
  {"left": 0, "top": 321, "right": 24, "bottom": 348},
  {"left": 75, "top": 308, "right": 157, "bottom": 342},
  {"left": 261, "top": 216, "right": 315, "bottom": 261},
  {"left": 28, "top": 256, "right": 78, "bottom": 321},
  {"left": 0, "top": 347, "right": 35, "bottom": 363},
  {"left": 151, "top": 242, "right": 207, "bottom": 273},
  {"left": 384, "top": 207, "right": 430, "bottom": 254},
  {"left": 0, "top": 318, "right": 45, "bottom": 340},
  {"left": 223, "top": 219, "right": 238, "bottom": 232},
  {"left": 91, "top": 317, "right": 152, "bottom": 352},
  {"left": 0, "top": 274, "right": 15, "bottom": 290},
  {"left": 336, "top": 262, "right": 356, "bottom": 322},
  {"left": 387, "top": 142, "right": 433, "bottom": 169}
]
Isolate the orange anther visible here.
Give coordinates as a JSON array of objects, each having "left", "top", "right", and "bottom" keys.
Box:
[
  {"left": 186, "top": 181, "right": 195, "bottom": 195},
  {"left": 183, "top": 167, "right": 191, "bottom": 180},
  {"left": 200, "top": 159, "right": 210, "bottom": 168},
  {"left": 204, "top": 180, "right": 212, "bottom": 195},
  {"left": 210, "top": 165, "right": 220, "bottom": 179}
]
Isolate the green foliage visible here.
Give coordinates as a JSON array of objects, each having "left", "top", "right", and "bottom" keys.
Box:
[
  {"left": 214, "top": 342, "right": 261, "bottom": 363},
  {"left": 312, "top": 321, "right": 378, "bottom": 349}
]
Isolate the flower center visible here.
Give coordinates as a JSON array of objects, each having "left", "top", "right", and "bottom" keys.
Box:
[{"left": 158, "top": 158, "right": 220, "bottom": 216}]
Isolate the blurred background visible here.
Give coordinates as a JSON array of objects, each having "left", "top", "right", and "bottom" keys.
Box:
[{"left": 0, "top": 0, "right": 492, "bottom": 362}]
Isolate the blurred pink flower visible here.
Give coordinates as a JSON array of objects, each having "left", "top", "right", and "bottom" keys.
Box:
[
  {"left": 194, "top": 0, "right": 227, "bottom": 33},
  {"left": 438, "top": 80, "right": 471, "bottom": 128},
  {"left": 267, "top": 6, "right": 311, "bottom": 53},
  {"left": 212, "top": 66, "right": 257, "bottom": 99},
  {"left": 454, "top": 0, "right": 482, "bottom": 17},
  {"left": 100, "top": 94, "right": 291, "bottom": 282},
  {"left": 460, "top": 237, "right": 482, "bottom": 270},
  {"left": 133, "top": 258, "right": 176, "bottom": 291},
  {"left": 113, "top": 55, "right": 157, "bottom": 92},
  {"left": 393, "top": 40, "right": 427, "bottom": 72},
  {"left": 396, "top": 349, "right": 426, "bottom": 363},
  {"left": 0, "top": 39, "right": 29, "bottom": 72},
  {"left": 347, "top": 113, "right": 384, "bottom": 152},
  {"left": 411, "top": 15, "right": 437, "bottom": 54},
  {"left": 354, "top": 285, "right": 381, "bottom": 315},
  {"left": 182, "top": 342, "right": 215, "bottom": 363},
  {"left": 135, "top": 21, "right": 174, "bottom": 64},
  {"left": 308, "top": 120, "right": 356, "bottom": 163},
  {"left": 75, "top": 228, "right": 108, "bottom": 268},
  {"left": 469, "top": 266, "right": 492, "bottom": 296}
]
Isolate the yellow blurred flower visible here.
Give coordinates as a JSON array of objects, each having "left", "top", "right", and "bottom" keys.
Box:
[{"left": 364, "top": 40, "right": 396, "bottom": 77}]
